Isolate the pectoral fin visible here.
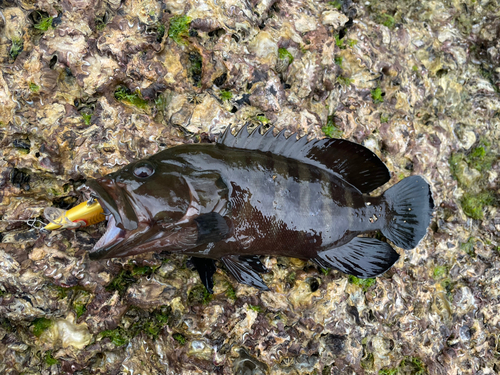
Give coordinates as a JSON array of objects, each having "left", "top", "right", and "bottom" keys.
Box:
[
  {"left": 194, "top": 212, "right": 230, "bottom": 244},
  {"left": 191, "top": 257, "right": 217, "bottom": 294},
  {"left": 222, "top": 255, "right": 270, "bottom": 291}
]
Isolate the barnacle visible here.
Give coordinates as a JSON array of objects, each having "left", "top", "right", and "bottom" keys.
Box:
[{"left": 186, "top": 92, "right": 205, "bottom": 105}]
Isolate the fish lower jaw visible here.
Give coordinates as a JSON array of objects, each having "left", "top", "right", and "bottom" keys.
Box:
[{"left": 90, "top": 214, "right": 126, "bottom": 257}]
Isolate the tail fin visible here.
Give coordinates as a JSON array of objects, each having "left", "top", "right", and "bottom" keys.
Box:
[{"left": 382, "top": 175, "right": 434, "bottom": 250}]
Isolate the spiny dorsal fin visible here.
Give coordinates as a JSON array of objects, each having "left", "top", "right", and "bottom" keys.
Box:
[{"left": 217, "top": 125, "right": 390, "bottom": 194}]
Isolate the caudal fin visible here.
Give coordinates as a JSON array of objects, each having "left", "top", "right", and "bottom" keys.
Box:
[{"left": 382, "top": 176, "right": 434, "bottom": 250}]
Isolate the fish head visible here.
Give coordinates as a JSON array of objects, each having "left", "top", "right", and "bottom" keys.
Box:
[{"left": 80, "top": 157, "right": 193, "bottom": 259}]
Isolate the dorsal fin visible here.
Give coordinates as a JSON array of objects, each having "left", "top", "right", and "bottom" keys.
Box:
[{"left": 217, "top": 126, "right": 390, "bottom": 194}]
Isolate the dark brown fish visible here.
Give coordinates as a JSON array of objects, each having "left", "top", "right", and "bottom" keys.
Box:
[{"left": 81, "top": 126, "right": 434, "bottom": 292}]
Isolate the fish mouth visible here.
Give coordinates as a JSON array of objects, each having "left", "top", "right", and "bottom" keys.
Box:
[
  {"left": 91, "top": 211, "right": 127, "bottom": 258},
  {"left": 79, "top": 179, "right": 144, "bottom": 260}
]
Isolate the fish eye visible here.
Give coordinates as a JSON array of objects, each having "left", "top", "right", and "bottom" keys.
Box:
[{"left": 133, "top": 161, "right": 155, "bottom": 179}]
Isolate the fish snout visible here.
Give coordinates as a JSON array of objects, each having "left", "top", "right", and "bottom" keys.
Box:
[{"left": 97, "top": 177, "right": 115, "bottom": 188}]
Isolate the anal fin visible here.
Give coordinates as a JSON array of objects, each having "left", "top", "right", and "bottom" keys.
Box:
[
  {"left": 191, "top": 257, "right": 217, "bottom": 294},
  {"left": 239, "top": 255, "right": 268, "bottom": 273},
  {"left": 313, "top": 237, "right": 399, "bottom": 278},
  {"left": 222, "top": 255, "right": 270, "bottom": 291}
]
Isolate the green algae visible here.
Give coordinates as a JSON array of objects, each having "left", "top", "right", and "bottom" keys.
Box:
[
  {"left": 400, "top": 356, "right": 426, "bottom": 374},
  {"left": 188, "top": 284, "right": 212, "bottom": 305},
  {"left": 377, "top": 14, "right": 396, "bottom": 29},
  {"left": 131, "top": 265, "right": 154, "bottom": 277},
  {"left": 449, "top": 141, "right": 498, "bottom": 220},
  {"left": 173, "top": 333, "right": 186, "bottom": 345},
  {"left": 106, "top": 269, "right": 138, "bottom": 293},
  {"left": 379, "top": 356, "right": 426, "bottom": 375},
  {"left": 461, "top": 192, "right": 494, "bottom": 220},
  {"left": 114, "top": 87, "right": 148, "bottom": 109},
  {"left": 95, "top": 14, "right": 107, "bottom": 31},
  {"left": 278, "top": 48, "right": 294, "bottom": 64},
  {"left": 328, "top": 1, "right": 342, "bottom": 10},
  {"left": 371, "top": 87, "right": 384, "bottom": 103},
  {"left": 34, "top": 14, "right": 53, "bottom": 32},
  {"left": 188, "top": 52, "right": 203, "bottom": 87},
  {"left": 361, "top": 352, "right": 374, "bottom": 370},
  {"left": 52, "top": 285, "right": 92, "bottom": 318},
  {"left": 432, "top": 266, "right": 448, "bottom": 279},
  {"left": 81, "top": 113, "right": 92, "bottom": 125},
  {"left": 32, "top": 318, "right": 52, "bottom": 337},
  {"left": 10, "top": 39, "right": 23, "bottom": 60},
  {"left": 73, "top": 290, "right": 90, "bottom": 318},
  {"left": 255, "top": 115, "right": 270, "bottom": 125},
  {"left": 155, "top": 92, "right": 169, "bottom": 112},
  {"left": 45, "top": 352, "right": 59, "bottom": 366},
  {"left": 346, "top": 39, "right": 357, "bottom": 47},
  {"left": 100, "top": 328, "right": 128, "bottom": 346},
  {"left": 74, "top": 302, "right": 87, "bottom": 318},
  {"left": 225, "top": 282, "right": 236, "bottom": 300},
  {"left": 336, "top": 75, "right": 353, "bottom": 86},
  {"left": 440, "top": 278, "right": 455, "bottom": 302},
  {"left": 322, "top": 115, "right": 343, "bottom": 138},
  {"left": 169, "top": 15, "right": 191, "bottom": 45},
  {"left": 248, "top": 304, "right": 263, "bottom": 313},
  {"left": 100, "top": 306, "right": 171, "bottom": 346},
  {"left": 220, "top": 90, "right": 233, "bottom": 101},
  {"left": 349, "top": 275, "right": 376, "bottom": 292},
  {"left": 379, "top": 369, "right": 398, "bottom": 375},
  {"left": 460, "top": 237, "right": 476, "bottom": 257},
  {"left": 106, "top": 263, "right": 159, "bottom": 294},
  {"left": 335, "top": 34, "right": 344, "bottom": 49},
  {"left": 156, "top": 23, "right": 166, "bottom": 42},
  {"left": 29, "top": 82, "right": 40, "bottom": 93},
  {"left": 334, "top": 34, "right": 357, "bottom": 50}
]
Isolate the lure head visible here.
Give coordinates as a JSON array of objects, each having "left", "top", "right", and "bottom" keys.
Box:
[
  {"left": 43, "top": 200, "right": 105, "bottom": 231},
  {"left": 80, "top": 156, "right": 193, "bottom": 259}
]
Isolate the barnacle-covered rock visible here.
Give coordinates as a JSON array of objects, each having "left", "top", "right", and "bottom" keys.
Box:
[
  {"left": 0, "top": 0, "right": 499, "bottom": 373},
  {"left": 0, "top": 71, "right": 16, "bottom": 126}
]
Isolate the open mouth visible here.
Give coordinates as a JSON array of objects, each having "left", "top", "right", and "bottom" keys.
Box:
[
  {"left": 91, "top": 199, "right": 127, "bottom": 255},
  {"left": 78, "top": 181, "right": 133, "bottom": 259}
]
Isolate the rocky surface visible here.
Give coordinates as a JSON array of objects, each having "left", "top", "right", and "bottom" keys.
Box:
[{"left": 0, "top": 0, "right": 499, "bottom": 374}]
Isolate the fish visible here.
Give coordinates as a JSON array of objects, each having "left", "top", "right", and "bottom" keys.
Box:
[{"left": 79, "top": 125, "right": 434, "bottom": 293}]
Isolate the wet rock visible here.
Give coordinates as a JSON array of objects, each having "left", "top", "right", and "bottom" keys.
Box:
[{"left": 0, "top": 0, "right": 499, "bottom": 373}]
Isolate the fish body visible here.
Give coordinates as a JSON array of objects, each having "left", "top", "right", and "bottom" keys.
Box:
[{"left": 82, "top": 126, "right": 434, "bottom": 291}]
